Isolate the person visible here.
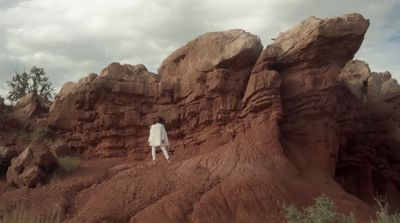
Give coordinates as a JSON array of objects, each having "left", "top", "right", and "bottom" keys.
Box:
[{"left": 148, "top": 116, "right": 170, "bottom": 164}]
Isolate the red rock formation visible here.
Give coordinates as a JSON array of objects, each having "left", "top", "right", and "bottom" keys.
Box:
[
  {"left": 11, "top": 93, "right": 49, "bottom": 125},
  {"left": 336, "top": 60, "right": 400, "bottom": 208},
  {"left": 49, "top": 29, "right": 263, "bottom": 158},
  {"left": 273, "top": 14, "right": 370, "bottom": 180},
  {"left": 49, "top": 66, "right": 159, "bottom": 157},
  {"left": 0, "top": 146, "right": 18, "bottom": 175},
  {"left": 0, "top": 93, "right": 49, "bottom": 150},
  {"left": 7, "top": 140, "right": 57, "bottom": 188},
  {"left": 2, "top": 13, "right": 399, "bottom": 223}
]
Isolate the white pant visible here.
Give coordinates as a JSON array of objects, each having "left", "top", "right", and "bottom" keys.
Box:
[{"left": 151, "top": 145, "right": 169, "bottom": 160}]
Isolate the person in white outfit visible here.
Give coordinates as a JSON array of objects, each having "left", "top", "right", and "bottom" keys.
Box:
[{"left": 148, "top": 116, "right": 170, "bottom": 164}]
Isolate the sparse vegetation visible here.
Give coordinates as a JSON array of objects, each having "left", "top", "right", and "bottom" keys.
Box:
[
  {"left": 16, "top": 128, "right": 57, "bottom": 146},
  {"left": 56, "top": 156, "right": 81, "bottom": 173},
  {"left": 4, "top": 184, "right": 17, "bottom": 193},
  {"left": 0, "top": 203, "right": 61, "bottom": 223},
  {"left": 34, "top": 127, "right": 57, "bottom": 143},
  {"left": 48, "top": 155, "right": 81, "bottom": 184},
  {"left": 371, "top": 198, "right": 400, "bottom": 223},
  {"left": 284, "top": 195, "right": 400, "bottom": 223},
  {"left": 284, "top": 194, "right": 356, "bottom": 223}
]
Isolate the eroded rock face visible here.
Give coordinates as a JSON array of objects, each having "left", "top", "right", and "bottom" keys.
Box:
[
  {"left": 12, "top": 93, "right": 49, "bottom": 124},
  {"left": 50, "top": 143, "right": 72, "bottom": 158},
  {"left": 158, "top": 29, "right": 263, "bottom": 103},
  {"left": 267, "top": 14, "right": 369, "bottom": 69},
  {"left": 6, "top": 140, "right": 57, "bottom": 188},
  {"left": 0, "top": 146, "right": 18, "bottom": 175},
  {"left": 269, "top": 13, "right": 370, "bottom": 178},
  {"left": 336, "top": 60, "right": 400, "bottom": 206},
  {"left": 49, "top": 64, "right": 160, "bottom": 157},
  {"left": 49, "top": 73, "right": 97, "bottom": 131},
  {"left": 0, "top": 98, "right": 24, "bottom": 149},
  {"left": 42, "top": 13, "right": 380, "bottom": 223},
  {"left": 49, "top": 30, "right": 263, "bottom": 158},
  {"left": 19, "top": 13, "right": 399, "bottom": 222}
]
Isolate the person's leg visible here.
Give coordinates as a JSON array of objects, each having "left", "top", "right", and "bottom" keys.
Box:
[
  {"left": 160, "top": 145, "right": 170, "bottom": 160},
  {"left": 151, "top": 146, "right": 156, "bottom": 161}
]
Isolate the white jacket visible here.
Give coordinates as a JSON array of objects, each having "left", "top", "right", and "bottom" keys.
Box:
[{"left": 148, "top": 123, "right": 169, "bottom": 147}]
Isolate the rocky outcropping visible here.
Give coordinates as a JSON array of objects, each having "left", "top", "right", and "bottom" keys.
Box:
[
  {"left": 7, "top": 140, "right": 57, "bottom": 188},
  {"left": 336, "top": 60, "right": 400, "bottom": 206},
  {"left": 43, "top": 13, "right": 384, "bottom": 222},
  {"left": 273, "top": 14, "right": 370, "bottom": 180},
  {"left": 0, "top": 146, "right": 18, "bottom": 175},
  {"left": 2, "top": 13, "right": 398, "bottom": 222},
  {"left": 12, "top": 93, "right": 49, "bottom": 123},
  {"left": 48, "top": 64, "right": 161, "bottom": 157},
  {"left": 50, "top": 142, "right": 72, "bottom": 158},
  {"left": 49, "top": 29, "right": 263, "bottom": 157}
]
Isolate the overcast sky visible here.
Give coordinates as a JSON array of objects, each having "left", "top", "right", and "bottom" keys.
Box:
[{"left": 0, "top": 0, "right": 399, "bottom": 99}]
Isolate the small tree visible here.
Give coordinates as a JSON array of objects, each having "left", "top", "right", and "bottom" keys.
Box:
[{"left": 7, "top": 66, "right": 55, "bottom": 103}]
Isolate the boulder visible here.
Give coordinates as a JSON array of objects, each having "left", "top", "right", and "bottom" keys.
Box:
[
  {"left": 6, "top": 140, "right": 57, "bottom": 188},
  {"left": 158, "top": 29, "right": 263, "bottom": 102},
  {"left": 338, "top": 60, "right": 371, "bottom": 100},
  {"left": 267, "top": 13, "right": 369, "bottom": 69},
  {"left": 50, "top": 142, "right": 72, "bottom": 157},
  {"left": 12, "top": 93, "right": 48, "bottom": 122},
  {"left": 0, "top": 146, "right": 18, "bottom": 175}
]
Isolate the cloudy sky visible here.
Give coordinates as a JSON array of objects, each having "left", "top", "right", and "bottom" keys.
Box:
[{"left": 0, "top": 0, "right": 399, "bottom": 99}]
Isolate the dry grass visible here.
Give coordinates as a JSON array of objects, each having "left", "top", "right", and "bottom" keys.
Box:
[
  {"left": 284, "top": 195, "right": 400, "bottom": 223},
  {"left": 56, "top": 156, "right": 81, "bottom": 174},
  {"left": 0, "top": 204, "right": 61, "bottom": 223}
]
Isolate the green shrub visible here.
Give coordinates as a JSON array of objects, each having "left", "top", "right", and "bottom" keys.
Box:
[
  {"left": 0, "top": 203, "right": 61, "bottom": 223},
  {"left": 34, "top": 128, "right": 57, "bottom": 143},
  {"left": 284, "top": 194, "right": 356, "bottom": 223},
  {"left": 284, "top": 195, "right": 400, "bottom": 223},
  {"left": 371, "top": 198, "right": 400, "bottom": 223},
  {"left": 56, "top": 156, "right": 81, "bottom": 173}
]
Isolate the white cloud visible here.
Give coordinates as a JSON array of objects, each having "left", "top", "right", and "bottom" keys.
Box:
[{"left": 0, "top": 0, "right": 399, "bottom": 100}]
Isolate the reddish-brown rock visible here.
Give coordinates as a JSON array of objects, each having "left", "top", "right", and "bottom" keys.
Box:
[
  {"left": 268, "top": 14, "right": 370, "bottom": 181},
  {"left": 50, "top": 142, "right": 72, "bottom": 158},
  {"left": 45, "top": 13, "right": 375, "bottom": 223},
  {"left": 49, "top": 64, "right": 160, "bottom": 157},
  {"left": 2, "top": 13, "right": 399, "bottom": 223},
  {"left": 0, "top": 146, "right": 18, "bottom": 175},
  {"left": 48, "top": 29, "right": 263, "bottom": 158},
  {"left": 336, "top": 60, "right": 400, "bottom": 207},
  {"left": 7, "top": 140, "right": 57, "bottom": 188},
  {"left": 11, "top": 93, "right": 49, "bottom": 124}
]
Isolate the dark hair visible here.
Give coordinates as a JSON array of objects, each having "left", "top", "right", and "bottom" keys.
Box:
[{"left": 153, "top": 116, "right": 165, "bottom": 125}]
